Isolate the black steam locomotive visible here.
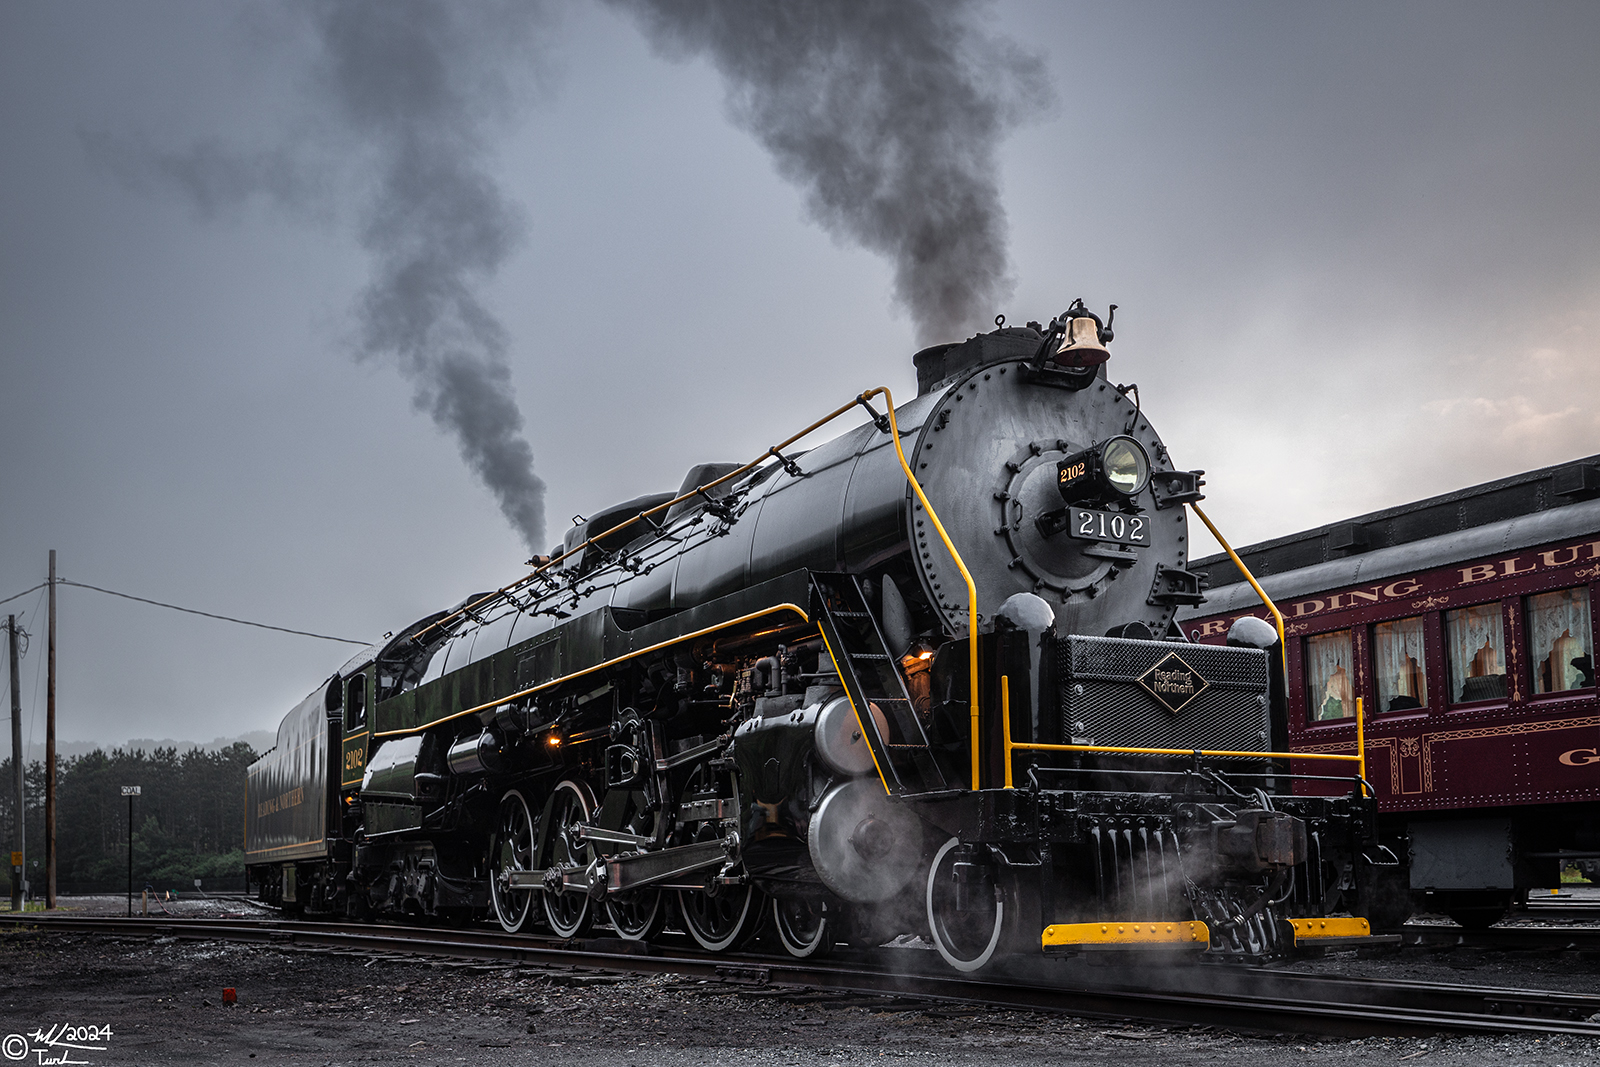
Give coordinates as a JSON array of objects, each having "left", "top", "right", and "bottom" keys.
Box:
[{"left": 246, "top": 305, "right": 1388, "bottom": 968}]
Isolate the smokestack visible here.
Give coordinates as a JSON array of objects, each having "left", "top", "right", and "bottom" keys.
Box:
[{"left": 607, "top": 0, "right": 1052, "bottom": 345}]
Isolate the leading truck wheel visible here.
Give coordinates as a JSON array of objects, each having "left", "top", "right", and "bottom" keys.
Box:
[
  {"left": 489, "top": 790, "right": 537, "bottom": 934},
  {"left": 541, "top": 779, "right": 597, "bottom": 939},
  {"left": 926, "top": 837, "right": 1005, "bottom": 972}
]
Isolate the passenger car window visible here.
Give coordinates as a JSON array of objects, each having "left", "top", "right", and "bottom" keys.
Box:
[
  {"left": 1445, "top": 604, "right": 1506, "bottom": 703},
  {"left": 1305, "top": 630, "right": 1355, "bottom": 721},
  {"left": 1372, "top": 615, "right": 1427, "bottom": 712},
  {"left": 1526, "top": 587, "right": 1594, "bottom": 694}
]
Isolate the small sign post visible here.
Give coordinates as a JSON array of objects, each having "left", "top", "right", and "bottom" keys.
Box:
[{"left": 121, "top": 786, "right": 140, "bottom": 917}]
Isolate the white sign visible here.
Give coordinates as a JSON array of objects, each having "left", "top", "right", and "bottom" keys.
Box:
[{"left": 120, "top": 786, "right": 140, "bottom": 796}]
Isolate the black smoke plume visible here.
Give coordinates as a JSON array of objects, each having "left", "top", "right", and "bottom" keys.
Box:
[
  {"left": 87, "top": 1, "right": 551, "bottom": 552},
  {"left": 608, "top": 0, "right": 1051, "bottom": 345},
  {"left": 306, "top": 0, "right": 548, "bottom": 551}
]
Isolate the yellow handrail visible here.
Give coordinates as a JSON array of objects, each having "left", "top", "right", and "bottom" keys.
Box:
[
  {"left": 1000, "top": 669, "right": 1365, "bottom": 785},
  {"left": 1002, "top": 675, "right": 1014, "bottom": 789},
  {"left": 862, "top": 387, "right": 982, "bottom": 792},
  {"left": 1188, "top": 503, "right": 1287, "bottom": 684},
  {"left": 1355, "top": 696, "right": 1368, "bottom": 797},
  {"left": 411, "top": 382, "right": 982, "bottom": 790},
  {"left": 414, "top": 389, "right": 909, "bottom": 644},
  {"left": 1008, "top": 741, "right": 1362, "bottom": 762}
]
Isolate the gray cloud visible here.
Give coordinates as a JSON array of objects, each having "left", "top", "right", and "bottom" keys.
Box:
[{"left": 608, "top": 0, "right": 1051, "bottom": 345}]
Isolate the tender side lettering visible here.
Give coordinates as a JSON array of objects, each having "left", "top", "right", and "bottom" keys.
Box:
[
  {"left": 255, "top": 786, "right": 306, "bottom": 819},
  {"left": 1559, "top": 748, "right": 1600, "bottom": 767}
]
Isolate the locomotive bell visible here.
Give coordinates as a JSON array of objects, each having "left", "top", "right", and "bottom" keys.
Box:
[{"left": 1054, "top": 314, "right": 1110, "bottom": 366}]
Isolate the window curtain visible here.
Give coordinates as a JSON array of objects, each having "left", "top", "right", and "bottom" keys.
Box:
[
  {"left": 1526, "top": 587, "right": 1593, "bottom": 693},
  {"left": 1305, "top": 630, "right": 1355, "bottom": 721},
  {"left": 1445, "top": 604, "right": 1506, "bottom": 703},
  {"left": 1372, "top": 616, "right": 1427, "bottom": 712}
]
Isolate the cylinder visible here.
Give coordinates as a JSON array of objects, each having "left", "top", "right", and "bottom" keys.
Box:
[{"left": 446, "top": 732, "right": 503, "bottom": 776}]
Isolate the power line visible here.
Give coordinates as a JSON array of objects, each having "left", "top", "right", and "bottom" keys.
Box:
[
  {"left": 0, "top": 584, "right": 46, "bottom": 610},
  {"left": 57, "top": 579, "right": 370, "bottom": 646}
]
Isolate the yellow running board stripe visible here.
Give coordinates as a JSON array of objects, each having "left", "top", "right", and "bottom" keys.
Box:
[
  {"left": 1288, "top": 917, "right": 1372, "bottom": 942},
  {"left": 1042, "top": 920, "right": 1210, "bottom": 950}
]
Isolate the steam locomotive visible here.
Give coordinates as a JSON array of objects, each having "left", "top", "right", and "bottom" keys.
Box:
[{"left": 246, "top": 304, "right": 1387, "bottom": 968}]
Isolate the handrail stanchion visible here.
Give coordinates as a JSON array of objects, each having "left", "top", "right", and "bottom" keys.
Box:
[
  {"left": 1001, "top": 676, "right": 1013, "bottom": 789},
  {"left": 1355, "top": 697, "right": 1367, "bottom": 797}
]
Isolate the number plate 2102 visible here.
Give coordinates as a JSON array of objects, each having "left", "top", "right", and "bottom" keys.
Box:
[{"left": 1068, "top": 507, "right": 1150, "bottom": 547}]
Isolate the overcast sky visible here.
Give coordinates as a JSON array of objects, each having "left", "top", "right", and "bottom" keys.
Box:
[{"left": 2, "top": 1, "right": 1597, "bottom": 748}]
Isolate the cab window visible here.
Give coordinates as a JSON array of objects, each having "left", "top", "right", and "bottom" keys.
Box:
[
  {"left": 1305, "top": 630, "right": 1355, "bottom": 721},
  {"left": 1372, "top": 615, "right": 1427, "bottom": 712},
  {"left": 345, "top": 674, "right": 367, "bottom": 731},
  {"left": 1445, "top": 603, "right": 1506, "bottom": 703},
  {"left": 1526, "top": 587, "right": 1594, "bottom": 694}
]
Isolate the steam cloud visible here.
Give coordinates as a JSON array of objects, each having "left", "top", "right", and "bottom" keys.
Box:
[
  {"left": 307, "top": 0, "right": 548, "bottom": 551},
  {"left": 608, "top": 0, "right": 1051, "bottom": 345}
]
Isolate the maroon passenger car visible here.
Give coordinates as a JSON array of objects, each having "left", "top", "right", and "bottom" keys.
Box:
[{"left": 1180, "top": 457, "right": 1600, "bottom": 927}]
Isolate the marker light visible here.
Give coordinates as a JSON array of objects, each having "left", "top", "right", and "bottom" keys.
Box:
[{"left": 1056, "top": 436, "right": 1152, "bottom": 504}]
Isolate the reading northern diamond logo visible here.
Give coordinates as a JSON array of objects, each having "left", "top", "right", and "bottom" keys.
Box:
[{"left": 1137, "top": 651, "right": 1209, "bottom": 714}]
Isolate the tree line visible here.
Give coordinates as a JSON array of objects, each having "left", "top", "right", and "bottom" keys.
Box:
[{"left": 0, "top": 743, "right": 257, "bottom": 896}]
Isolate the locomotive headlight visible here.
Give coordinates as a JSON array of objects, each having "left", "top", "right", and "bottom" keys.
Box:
[
  {"left": 1101, "top": 436, "right": 1151, "bottom": 496},
  {"left": 1056, "top": 435, "right": 1152, "bottom": 504}
]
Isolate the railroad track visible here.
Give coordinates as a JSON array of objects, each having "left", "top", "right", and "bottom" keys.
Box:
[
  {"left": 1402, "top": 920, "right": 1600, "bottom": 954},
  {"left": 6, "top": 913, "right": 1600, "bottom": 1038}
]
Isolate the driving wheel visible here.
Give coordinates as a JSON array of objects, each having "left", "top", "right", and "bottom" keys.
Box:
[
  {"left": 673, "top": 761, "right": 761, "bottom": 951},
  {"left": 772, "top": 897, "right": 833, "bottom": 958},
  {"left": 606, "top": 889, "right": 668, "bottom": 942},
  {"left": 540, "top": 779, "right": 596, "bottom": 939},
  {"left": 489, "top": 789, "right": 536, "bottom": 933}
]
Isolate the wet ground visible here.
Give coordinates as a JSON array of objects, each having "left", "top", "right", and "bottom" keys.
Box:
[{"left": 1, "top": 896, "right": 1597, "bottom": 1066}]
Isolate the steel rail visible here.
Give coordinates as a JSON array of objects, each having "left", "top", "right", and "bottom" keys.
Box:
[
  {"left": 7, "top": 914, "right": 1600, "bottom": 1038},
  {"left": 1401, "top": 921, "right": 1600, "bottom": 954}
]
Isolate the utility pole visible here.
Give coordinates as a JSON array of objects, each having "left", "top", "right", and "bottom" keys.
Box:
[
  {"left": 45, "top": 551, "right": 56, "bottom": 910},
  {"left": 7, "top": 615, "right": 21, "bottom": 912}
]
